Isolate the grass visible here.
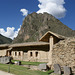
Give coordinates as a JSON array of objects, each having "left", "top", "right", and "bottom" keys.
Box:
[
  {"left": 0, "top": 63, "right": 53, "bottom": 75},
  {"left": 11, "top": 60, "right": 47, "bottom": 66}
]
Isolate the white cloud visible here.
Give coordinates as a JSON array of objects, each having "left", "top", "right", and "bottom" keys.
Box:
[
  {"left": 20, "top": 9, "right": 28, "bottom": 16},
  {"left": 37, "top": 0, "right": 66, "bottom": 18},
  {"left": 0, "top": 25, "right": 21, "bottom": 40}
]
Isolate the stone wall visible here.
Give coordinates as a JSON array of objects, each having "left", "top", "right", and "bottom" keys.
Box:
[
  {"left": 11, "top": 45, "right": 49, "bottom": 62},
  {"left": 28, "top": 50, "right": 49, "bottom": 62},
  {"left": 0, "top": 50, "right": 7, "bottom": 56},
  {"left": 52, "top": 37, "right": 75, "bottom": 73},
  {"left": 12, "top": 50, "right": 49, "bottom": 62},
  {"left": 11, "top": 51, "right": 24, "bottom": 61}
]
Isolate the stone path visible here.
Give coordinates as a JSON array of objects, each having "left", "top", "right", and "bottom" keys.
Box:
[{"left": 0, "top": 70, "right": 14, "bottom": 75}]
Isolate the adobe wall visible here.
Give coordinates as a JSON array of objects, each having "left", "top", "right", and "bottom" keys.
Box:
[
  {"left": 11, "top": 45, "right": 49, "bottom": 62},
  {"left": 11, "top": 51, "right": 24, "bottom": 61},
  {"left": 52, "top": 37, "right": 75, "bottom": 73},
  {"left": 0, "top": 50, "right": 7, "bottom": 56},
  {"left": 0, "top": 47, "right": 9, "bottom": 57},
  {"left": 11, "top": 50, "right": 49, "bottom": 62},
  {"left": 28, "top": 50, "right": 49, "bottom": 62}
]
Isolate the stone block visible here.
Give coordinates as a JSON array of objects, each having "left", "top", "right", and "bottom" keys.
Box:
[
  {"left": 0, "top": 57, "right": 11, "bottom": 64},
  {"left": 54, "top": 64, "right": 61, "bottom": 75},
  {"left": 63, "top": 66, "right": 71, "bottom": 75},
  {"left": 38, "top": 63, "right": 47, "bottom": 70}
]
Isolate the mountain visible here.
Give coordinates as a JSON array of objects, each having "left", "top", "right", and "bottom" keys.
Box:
[
  {"left": 13, "top": 12, "right": 75, "bottom": 43},
  {"left": 0, "top": 34, "right": 12, "bottom": 44}
]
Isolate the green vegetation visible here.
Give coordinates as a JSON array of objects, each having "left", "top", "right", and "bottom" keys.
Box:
[
  {"left": 0, "top": 34, "right": 12, "bottom": 44},
  {"left": 0, "top": 63, "right": 53, "bottom": 75},
  {"left": 12, "top": 60, "right": 47, "bottom": 66}
]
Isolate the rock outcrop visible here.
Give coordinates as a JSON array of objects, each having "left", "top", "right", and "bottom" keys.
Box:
[{"left": 13, "top": 12, "right": 75, "bottom": 43}]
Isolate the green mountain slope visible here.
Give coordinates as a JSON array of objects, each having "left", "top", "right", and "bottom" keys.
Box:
[{"left": 0, "top": 34, "right": 12, "bottom": 44}]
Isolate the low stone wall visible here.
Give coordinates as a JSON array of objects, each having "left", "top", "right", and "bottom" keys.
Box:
[
  {"left": 52, "top": 37, "right": 75, "bottom": 73},
  {"left": 0, "top": 56, "right": 11, "bottom": 64}
]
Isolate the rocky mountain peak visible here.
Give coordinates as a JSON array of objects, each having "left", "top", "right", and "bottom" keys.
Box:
[{"left": 13, "top": 12, "right": 75, "bottom": 43}]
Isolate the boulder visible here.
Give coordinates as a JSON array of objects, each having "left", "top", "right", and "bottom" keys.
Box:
[
  {"left": 54, "top": 64, "right": 61, "bottom": 75},
  {"left": 38, "top": 63, "right": 47, "bottom": 71},
  {"left": 63, "top": 66, "right": 72, "bottom": 75},
  {"left": 0, "top": 57, "right": 11, "bottom": 64}
]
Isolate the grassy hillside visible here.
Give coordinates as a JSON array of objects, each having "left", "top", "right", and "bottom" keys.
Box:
[{"left": 0, "top": 34, "right": 12, "bottom": 44}]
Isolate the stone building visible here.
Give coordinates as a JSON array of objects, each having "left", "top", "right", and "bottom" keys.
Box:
[
  {"left": 0, "top": 31, "right": 75, "bottom": 73},
  {"left": 9, "top": 42, "right": 49, "bottom": 62},
  {"left": 0, "top": 44, "right": 11, "bottom": 56},
  {"left": 0, "top": 31, "right": 65, "bottom": 63}
]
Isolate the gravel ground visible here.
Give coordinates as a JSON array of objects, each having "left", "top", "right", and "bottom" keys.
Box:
[{"left": 0, "top": 70, "right": 14, "bottom": 75}]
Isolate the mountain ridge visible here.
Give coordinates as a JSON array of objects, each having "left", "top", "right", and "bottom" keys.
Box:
[
  {"left": 0, "top": 34, "right": 12, "bottom": 44},
  {"left": 13, "top": 12, "right": 75, "bottom": 43}
]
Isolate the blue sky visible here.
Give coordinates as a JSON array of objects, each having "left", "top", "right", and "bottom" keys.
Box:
[{"left": 0, "top": 0, "right": 75, "bottom": 39}]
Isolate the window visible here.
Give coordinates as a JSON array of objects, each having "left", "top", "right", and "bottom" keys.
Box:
[
  {"left": 9, "top": 51, "right": 11, "bottom": 56},
  {"left": 35, "top": 52, "right": 38, "bottom": 57},
  {"left": 19, "top": 52, "right": 21, "bottom": 56},
  {"left": 15, "top": 52, "right": 17, "bottom": 56},
  {"left": 30, "top": 52, "right": 32, "bottom": 57}
]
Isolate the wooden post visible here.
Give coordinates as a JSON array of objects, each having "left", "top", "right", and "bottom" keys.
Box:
[{"left": 8, "top": 64, "right": 10, "bottom": 73}]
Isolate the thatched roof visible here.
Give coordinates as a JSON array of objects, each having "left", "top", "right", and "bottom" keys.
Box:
[
  {"left": 0, "top": 44, "right": 9, "bottom": 48},
  {"left": 40, "top": 31, "right": 66, "bottom": 42},
  {"left": 9, "top": 42, "right": 49, "bottom": 48},
  {"left": 0, "top": 42, "right": 49, "bottom": 48}
]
